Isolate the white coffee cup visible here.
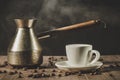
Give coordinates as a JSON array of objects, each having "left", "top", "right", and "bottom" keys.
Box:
[{"left": 66, "top": 44, "right": 100, "bottom": 67}]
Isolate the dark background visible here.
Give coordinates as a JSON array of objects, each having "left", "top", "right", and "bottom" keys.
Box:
[{"left": 0, "top": 0, "right": 120, "bottom": 55}]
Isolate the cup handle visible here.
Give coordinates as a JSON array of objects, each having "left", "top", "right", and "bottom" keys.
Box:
[{"left": 88, "top": 50, "right": 100, "bottom": 64}]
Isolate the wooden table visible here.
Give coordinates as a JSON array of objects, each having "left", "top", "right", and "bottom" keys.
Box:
[{"left": 0, "top": 55, "right": 120, "bottom": 80}]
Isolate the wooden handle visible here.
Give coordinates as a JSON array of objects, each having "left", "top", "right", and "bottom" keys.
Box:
[
  {"left": 55, "top": 19, "right": 100, "bottom": 31},
  {"left": 37, "top": 19, "right": 101, "bottom": 39}
]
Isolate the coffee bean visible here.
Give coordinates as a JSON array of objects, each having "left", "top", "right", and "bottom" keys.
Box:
[
  {"left": 99, "top": 58, "right": 104, "bottom": 61},
  {"left": 78, "top": 74, "right": 82, "bottom": 76},
  {"left": 14, "top": 70, "right": 18, "bottom": 74},
  {"left": 49, "top": 61, "right": 52, "bottom": 63},
  {"left": 8, "top": 71, "right": 15, "bottom": 75},
  {"left": 4, "top": 61, "right": 8, "bottom": 66},
  {"left": 109, "top": 65, "right": 114, "bottom": 68},
  {"left": 42, "top": 69, "right": 45, "bottom": 72},
  {"left": 18, "top": 74, "right": 22, "bottom": 78},
  {"left": 114, "top": 63, "right": 120, "bottom": 67},
  {"left": 28, "top": 74, "right": 33, "bottom": 77},
  {"left": 65, "top": 72, "right": 69, "bottom": 76},
  {"left": 64, "top": 72, "right": 71, "bottom": 76},
  {"left": 51, "top": 73, "right": 55, "bottom": 76},
  {"left": 0, "top": 70, "right": 3, "bottom": 73},
  {"left": 58, "top": 70, "right": 63, "bottom": 73},
  {"left": 91, "top": 72, "right": 95, "bottom": 75},
  {"left": 58, "top": 74, "right": 62, "bottom": 77},
  {"left": 48, "top": 74, "right": 51, "bottom": 77},
  {"left": 45, "top": 74, "right": 50, "bottom": 77},
  {"left": 52, "top": 69, "right": 56, "bottom": 72},
  {"left": 33, "top": 69, "right": 38, "bottom": 73},
  {"left": 97, "top": 72, "right": 102, "bottom": 75},
  {"left": 90, "top": 73, "right": 94, "bottom": 75},
  {"left": 71, "top": 71, "right": 78, "bottom": 75},
  {"left": 22, "top": 67, "right": 27, "bottom": 71},
  {"left": 32, "top": 73, "right": 41, "bottom": 78},
  {"left": 37, "top": 67, "right": 40, "bottom": 69},
  {"left": 3, "top": 70, "right": 7, "bottom": 73},
  {"left": 60, "top": 57, "right": 64, "bottom": 59},
  {"left": 78, "top": 71, "right": 82, "bottom": 76},
  {"left": 48, "top": 57, "right": 51, "bottom": 60},
  {"left": 51, "top": 57, "right": 54, "bottom": 60},
  {"left": 109, "top": 73, "right": 113, "bottom": 77},
  {"left": 54, "top": 59, "right": 57, "bottom": 61},
  {"left": 49, "top": 61, "right": 54, "bottom": 66},
  {"left": 0, "top": 64, "right": 5, "bottom": 67},
  {"left": 41, "top": 73, "right": 45, "bottom": 77},
  {"left": 18, "top": 72, "right": 22, "bottom": 74}
]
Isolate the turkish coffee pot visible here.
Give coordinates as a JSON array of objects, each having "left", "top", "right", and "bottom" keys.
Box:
[{"left": 7, "top": 19, "right": 100, "bottom": 67}]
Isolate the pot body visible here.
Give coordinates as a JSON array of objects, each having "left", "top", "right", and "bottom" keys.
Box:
[{"left": 7, "top": 19, "right": 42, "bottom": 66}]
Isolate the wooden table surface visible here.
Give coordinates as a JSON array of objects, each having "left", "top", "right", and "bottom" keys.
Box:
[{"left": 0, "top": 55, "right": 120, "bottom": 80}]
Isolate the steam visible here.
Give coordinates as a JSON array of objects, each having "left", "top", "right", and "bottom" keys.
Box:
[
  {"left": 5, "top": 0, "right": 119, "bottom": 32},
  {"left": 36, "top": 0, "right": 101, "bottom": 32},
  {"left": 42, "top": 0, "right": 58, "bottom": 14}
]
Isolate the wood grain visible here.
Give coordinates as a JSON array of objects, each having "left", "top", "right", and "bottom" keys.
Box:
[{"left": 0, "top": 55, "right": 120, "bottom": 80}]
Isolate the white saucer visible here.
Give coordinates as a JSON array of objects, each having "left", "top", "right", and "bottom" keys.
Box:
[{"left": 55, "top": 61, "right": 103, "bottom": 71}]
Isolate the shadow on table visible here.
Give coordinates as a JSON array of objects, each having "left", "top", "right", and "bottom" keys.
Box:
[{"left": 102, "top": 61, "right": 120, "bottom": 72}]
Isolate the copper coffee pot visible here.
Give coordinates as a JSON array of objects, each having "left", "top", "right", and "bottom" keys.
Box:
[
  {"left": 7, "top": 19, "right": 101, "bottom": 67},
  {"left": 8, "top": 19, "right": 42, "bottom": 67}
]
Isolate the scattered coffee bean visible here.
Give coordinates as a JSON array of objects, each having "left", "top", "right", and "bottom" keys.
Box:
[
  {"left": 64, "top": 72, "right": 71, "bottom": 76},
  {"left": 45, "top": 74, "right": 50, "bottom": 77},
  {"left": 99, "top": 58, "right": 104, "bottom": 61},
  {"left": 109, "top": 65, "right": 114, "bottom": 68},
  {"left": 58, "top": 74, "right": 62, "bottom": 77},
  {"left": 33, "top": 69, "right": 38, "bottom": 73},
  {"left": 0, "top": 70, "right": 3, "bottom": 73},
  {"left": 94, "top": 70, "right": 101, "bottom": 75},
  {"left": 32, "top": 73, "right": 41, "bottom": 78},
  {"left": 90, "top": 72, "right": 94, "bottom": 75},
  {"left": 109, "top": 73, "right": 113, "bottom": 77},
  {"left": 22, "top": 67, "right": 27, "bottom": 71},
  {"left": 41, "top": 73, "right": 46, "bottom": 77},
  {"left": 58, "top": 70, "right": 63, "bottom": 73},
  {"left": 81, "top": 70, "right": 91, "bottom": 74},
  {"left": 51, "top": 57, "right": 54, "bottom": 61},
  {"left": 114, "top": 63, "right": 120, "bottom": 67},
  {"left": 77, "top": 71, "right": 82, "bottom": 76},
  {"left": 65, "top": 72, "right": 69, "bottom": 76},
  {"left": 4, "top": 61, "right": 8, "bottom": 66},
  {"left": 18, "top": 72, "right": 22, "bottom": 74},
  {"left": 0, "top": 64, "right": 5, "bottom": 67},
  {"left": 51, "top": 73, "right": 55, "bottom": 76},
  {"left": 71, "top": 71, "right": 78, "bottom": 75},
  {"left": 99, "top": 66, "right": 104, "bottom": 72},
  {"left": 28, "top": 74, "right": 33, "bottom": 77},
  {"left": 49, "top": 61, "right": 54, "bottom": 66},
  {"left": 14, "top": 70, "right": 18, "bottom": 74},
  {"left": 60, "top": 57, "right": 64, "bottom": 59},
  {"left": 3, "top": 70, "right": 7, "bottom": 73},
  {"left": 52, "top": 69, "right": 56, "bottom": 72},
  {"left": 42, "top": 69, "right": 45, "bottom": 72},
  {"left": 78, "top": 73, "right": 82, "bottom": 76},
  {"left": 8, "top": 71, "right": 15, "bottom": 75},
  {"left": 92, "top": 72, "right": 97, "bottom": 75},
  {"left": 54, "top": 59, "right": 57, "bottom": 61},
  {"left": 18, "top": 74, "right": 23, "bottom": 78},
  {"left": 0, "top": 61, "right": 8, "bottom": 67},
  {"left": 48, "top": 57, "right": 51, "bottom": 60},
  {"left": 94, "top": 69, "right": 102, "bottom": 75},
  {"left": 37, "top": 67, "right": 40, "bottom": 69}
]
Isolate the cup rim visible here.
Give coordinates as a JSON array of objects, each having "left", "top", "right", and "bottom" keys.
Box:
[{"left": 66, "top": 44, "right": 92, "bottom": 47}]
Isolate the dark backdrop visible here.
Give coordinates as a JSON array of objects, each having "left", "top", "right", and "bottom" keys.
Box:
[{"left": 0, "top": 0, "right": 120, "bottom": 55}]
